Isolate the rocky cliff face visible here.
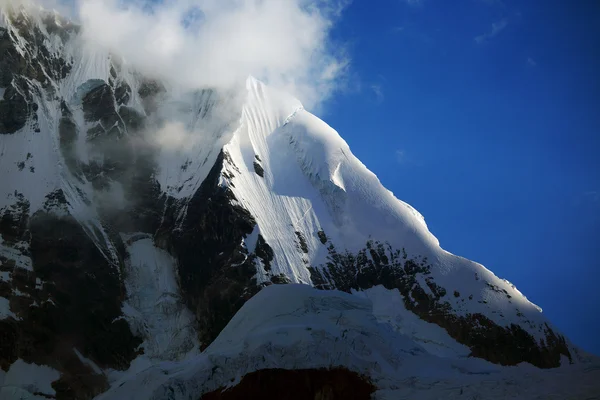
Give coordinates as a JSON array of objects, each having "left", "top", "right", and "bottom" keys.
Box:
[{"left": 0, "top": 4, "right": 594, "bottom": 400}]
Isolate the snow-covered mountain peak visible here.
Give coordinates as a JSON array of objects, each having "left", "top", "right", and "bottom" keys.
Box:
[{"left": 0, "top": 3, "right": 597, "bottom": 399}]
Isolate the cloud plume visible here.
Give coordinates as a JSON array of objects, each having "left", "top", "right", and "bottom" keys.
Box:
[
  {"left": 71, "top": 0, "right": 348, "bottom": 111},
  {"left": 1, "top": 0, "right": 348, "bottom": 110},
  {"left": 474, "top": 18, "right": 507, "bottom": 44}
]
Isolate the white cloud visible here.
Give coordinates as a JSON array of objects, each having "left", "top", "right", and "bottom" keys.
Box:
[
  {"left": 474, "top": 18, "right": 507, "bottom": 44},
  {"left": 21, "top": 0, "right": 349, "bottom": 111},
  {"left": 395, "top": 149, "right": 406, "bottom": 163},
  {"left": 370, "top": 84, "right": 384, "bottom": 104}
]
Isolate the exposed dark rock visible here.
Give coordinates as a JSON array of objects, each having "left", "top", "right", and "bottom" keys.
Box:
[
  {"left": 118, "top": 105, "right": 145, "bottom": 131},
  {"left": 0, "top": 11, "right": 72, "bottom": 96},
  {"left": 81, "top": 161, "right": 110, "bottom": 191},
  {"left": 255, "top": 234, "right": 274, "bottom": 271},
  {"left": 0, "top": 193, "right": 30, "bottom": 244},
  {"left": 0, "top": 192, "right": 142, "bottom": 399},
  {"left": 117, "top": 154, "right": 163, "bottom": 233},
  {"left": 138, "top": 79, "right": 165, "bottom": 98},
  {"left": 80, "top": 89, "right": 141, "bottom": 183},
  {"left": 295, "top": 231, "right": 309, "bottom": 254},
  {"left": 82, "top": 83, "right": 120, "bottom": 129},
  {"left": 59, "top": 117, "right": 77, "bottom": 143},
  {"left": 270, "top": 274, "right": 292, "bottom": 285},
  {"left": 253, "top": 161, "right": 264, "bottom": 177},
  {"left": 156, "top": 151, "right": 261, "bottom": 348},
  {"left": 137, "top": 78, "right": 165, "bottom": 114},
  {"left": 0, "top": 85, "right": 29, "bottom": 134},
  {"left": 200, "top": 368, "right": 376, "bottom": 400},
  {"left": 110, "top": 65, "right": 118, "bottom": 80},
  {"left": 317, "top": 230, "right": 328, "bottom": 245},
  {"left": 114, "top": 81, "right": 131, "bottom": 106},
  {"left": 308, "top": 239, "right": 571, "bottom": 368},
  {"left": 86, "top": 124, "right": 104, "bottom": 141}
]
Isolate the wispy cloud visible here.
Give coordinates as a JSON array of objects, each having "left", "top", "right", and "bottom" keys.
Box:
[
  {"left": 21, "top": 0, "right": 350, "bottom": 111},
  {"left": 527, "top": 57, "right": 537, "bottom": 67},
  {"left": 370, "top": 84, "right": 384, "bottom": 104},
  {"left": 395, "top": 149, "right": 406, "bottom": 163},
  {"left": 402, "top": 0, "right": 423, "bottom": 6},
  {"left": 474, "top": 19, "right": 508, "bottom": 44},
  {"left": 394, "top": 148, "right": 424, "bottom": 167}
]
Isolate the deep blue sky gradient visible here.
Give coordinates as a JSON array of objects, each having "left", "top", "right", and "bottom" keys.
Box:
[{"left": 325, "top": 0, "right": 600, "bottom": 355}]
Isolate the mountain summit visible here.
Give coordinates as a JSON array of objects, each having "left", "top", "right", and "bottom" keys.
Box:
[{"left": 0, "top": 3, "right": 598, "bottom": 399}]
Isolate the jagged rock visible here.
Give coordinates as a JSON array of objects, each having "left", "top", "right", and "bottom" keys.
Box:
[
  {"left": 156, "top": 151, "right": 261, "bottom": 348},
  {"left": 0, "top": 85, "right": 28, "bottom": 134},
  {"left": 118, "top": 105, "right": 145, "bottom": 131},
  {"left": 82, "top": 83, "right": 120, "bottom": 129},
  {"left": 0, "top": 193, "right": 29, "bottom": 244},
  {"left": 138, "top": 79, "right": 164, "bottom": 98},
  {"left": 308, "top": 239, "right": 572, "bottom": 368},
  {"left": 255, "top": 234, "right": 274, "bottom": 271},
  {"left": 270, "top": 274, "right": 292, "bottom": 285},
  {"left": 114, "top": 81, "right": 131, "bottom": 106},
  {"left": 317, "top": 230, "right": 328, "bottom": 244},
  {"left": 295, "top": 231, "right": 309, "bottom": 254},
  {"left": 0, "top": 201, "right": 142, "bottom": 399},
  {"left": 253, "top": 161, "right": 264, "bottom": 177}
]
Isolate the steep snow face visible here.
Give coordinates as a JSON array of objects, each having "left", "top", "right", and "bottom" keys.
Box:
[
  {"left": 97, "top": 284, "right": 600, "bottom": 400},
  {"left": 223, "top": 76, "right": 436, "bottom": 284},
  {"left": 221, "top": 77, "right": 560, "bottom": 348}
]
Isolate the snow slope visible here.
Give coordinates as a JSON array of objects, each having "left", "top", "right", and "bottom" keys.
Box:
[
  {"left": 97, "top": 284, "right": 600, "bottom": 400},
  {"left": 120, "top": 233, "right": 198, "bottom": 361},
  {"left": 0, "top": 359, "right": 60, "bottom": 400}
]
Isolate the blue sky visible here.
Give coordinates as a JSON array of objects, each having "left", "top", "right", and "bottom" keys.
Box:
[{"left": 325, "top": 0, "right": 600, "bottom": 355}]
